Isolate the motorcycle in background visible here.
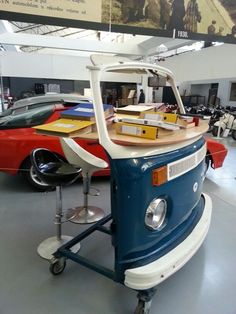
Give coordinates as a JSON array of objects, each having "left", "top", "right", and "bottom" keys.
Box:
[
  {"left": 207, "top": 106, "right": 225, "bottom": 133},
  {"left": 212, "top": 111, "right": 236, "bottom": 140},
  {"left": 185, "top": 104, "right": 225, "bottom": 133}
]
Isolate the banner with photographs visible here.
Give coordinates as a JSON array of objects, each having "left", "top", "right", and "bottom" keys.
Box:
[
  {"left": 0, "top": 0, "right": 108, "bottom": 30},
  {"left": 0, "top": 0, "right": 102, "bottom": 22},
  {"left": 0, "top": 0, "right": 236, "bottom": 43},
  {"left": 102, "top": 0, "right": 236, "bottom": 43}
]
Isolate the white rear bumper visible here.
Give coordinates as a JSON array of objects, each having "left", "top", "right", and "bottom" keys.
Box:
[{"left": 124, "top": 193, "right": 212, "bottom": 290}]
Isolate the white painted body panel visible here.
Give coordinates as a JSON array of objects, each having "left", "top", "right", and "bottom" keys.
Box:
[{"left": 88, "top": 61, "right": 187, "bottom": 159}]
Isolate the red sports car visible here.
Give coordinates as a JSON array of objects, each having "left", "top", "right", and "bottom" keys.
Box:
[{"left": 0, "top": 101, "right": 227, "bottom": 191}]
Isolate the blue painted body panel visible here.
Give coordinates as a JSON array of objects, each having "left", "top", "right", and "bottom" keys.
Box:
[{"left": 108, "top": 138, "right": 206, "bottom": 283}]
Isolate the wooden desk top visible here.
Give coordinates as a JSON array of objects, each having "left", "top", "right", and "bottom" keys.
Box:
[{"left": 72, "top": 119, "right": 209, "bottom": 146}]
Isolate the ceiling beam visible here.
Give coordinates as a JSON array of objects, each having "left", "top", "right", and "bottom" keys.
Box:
[
  {"left": 0, "top": 32, "right": 146, "bottom": 56},
  {"left": 138, "top": 36, "right": 196, "bottom": 56},
  {"left": 0, "top": 29, "right": 197, "bottom": 58}
]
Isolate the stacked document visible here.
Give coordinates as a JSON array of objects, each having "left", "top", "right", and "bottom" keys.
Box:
[
  {"left": 116, "top": 105, "right": 155, "bottom": 115},
  {"left": 119, "top": 117, "right": 180, "bottom": 131},
  {"left": 33, "top": 118, "right": 94, "bottom": 137},
  {"left": 139, "top": 111, "right": 178, "bottom": 123},
  {"left": 60, "top": 103, "right": 114, "bottom": 121},
  {"left": 114, "top": 111, "right": 187, "bottom": 139},
  {"left": 115, "top": 122, "right": 159, "bottom": 140}
]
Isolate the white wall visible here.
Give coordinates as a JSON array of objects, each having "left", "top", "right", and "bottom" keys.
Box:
[
  {"left": 160, "top": 44, "right": 236, "bottom": 81},
  {"left": 1, "top": 44, "right": 236, "bottom": 106},
  {"left": 159, "top": 44, "right": 236, "bottom": 107},
  {"left": 0, "top": 51, "right": 140, "bottom": 83},
  {"left": 0, "top": 52, "right": 89, "bottom": 79}
]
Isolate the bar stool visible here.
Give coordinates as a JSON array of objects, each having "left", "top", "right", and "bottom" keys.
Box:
[
  {"left": 60, "top": 137, "right": 108, "bottom": 224},
  {"left": 31, "top": 148, "right": 82, "bottom": 260}
]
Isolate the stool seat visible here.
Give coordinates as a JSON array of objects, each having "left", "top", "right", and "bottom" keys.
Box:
[
  {"left": 60, "top": 138, "right": 108, "bottom": 175},
  {"left": 60, "top": 138, "right": 108, "bottom": 224},
  {"left": 31, "top": 149, "right": 81, "bottom": 186},
  {"left": 31, "top": 148, "right": 82, "bottom": 260}
]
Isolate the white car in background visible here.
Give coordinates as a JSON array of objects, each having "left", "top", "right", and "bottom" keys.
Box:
[{"left": 0, "top": 93, "right": 92, "bottom": 117}]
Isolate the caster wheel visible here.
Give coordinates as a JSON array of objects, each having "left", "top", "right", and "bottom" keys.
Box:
[
  {"left": 134, "top": 300, "right": 150, "bottom": 314},
  {"left": 49, "top": 257, "right": 66, "bottom": 275}
]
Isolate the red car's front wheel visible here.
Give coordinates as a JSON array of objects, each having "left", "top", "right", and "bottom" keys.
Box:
[{"left": 21, "top": 158, "right": 54, "bottom": 192}]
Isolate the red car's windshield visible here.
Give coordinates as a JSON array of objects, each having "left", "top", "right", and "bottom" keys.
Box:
[{"left": 0, "top": 105, "right": 54, "bottom": 129}]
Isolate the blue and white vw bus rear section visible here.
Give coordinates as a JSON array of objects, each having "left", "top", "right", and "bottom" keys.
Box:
[
  {"left": 110, "top": 138, "right": 211, "bottom": 288},
  {"left": 89, "top": 57, "right": 212, "bottom": 313}
]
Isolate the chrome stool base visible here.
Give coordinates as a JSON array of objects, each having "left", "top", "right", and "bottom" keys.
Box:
[
  {"left": 37, "top": 235, "right": 81, "bottom": 260},
  {"left": 69, "top": 206, "right": 105, "bottom": 224}
]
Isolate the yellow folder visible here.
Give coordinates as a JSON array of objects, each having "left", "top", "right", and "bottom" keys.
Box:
[
  {"left": 33, "top": 118, "right": 94, "bottom": 137},
  {"left": 115, "top": 122, "right": 158, "bottom": 140},
  {"left": 139, "top": 111, "right": 178, "bottom": 123}
]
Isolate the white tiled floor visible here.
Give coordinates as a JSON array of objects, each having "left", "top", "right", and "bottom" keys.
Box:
[{"left": 0, "top": 136, "right": 235, "bottom": 314}]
